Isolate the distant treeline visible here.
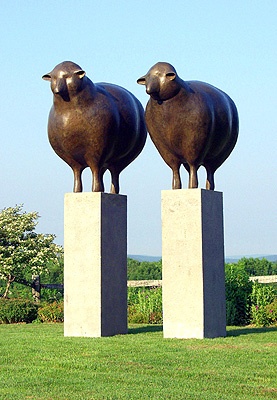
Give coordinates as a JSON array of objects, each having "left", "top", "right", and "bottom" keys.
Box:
[
  {"left": 127, "top": 257, "right": 277, "bottom": 281},
  {"left": 128, "top": 258, "right": 162, "bottom": 280}
]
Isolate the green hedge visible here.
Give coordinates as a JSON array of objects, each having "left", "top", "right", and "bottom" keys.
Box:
[
  {"left": 225, "top": 263, "right": 253, "bottom": 325},
  {"left": 0, "top": 298, "right": 38, "bottom": 324},
  {"left": 250, "top": 282, "right": 276, "bottom": 326},
  {"left": 0, "top": 299, "right": 64, "bottom": 324},
  {"left": 128, "top": 287, "right": 162, "bottom": 324},
  {"left": 38, "top": 301, "right": 64, "bottom": 322},
  {"left": 265, "top": 298, "right": 277, "bottom": 325}
]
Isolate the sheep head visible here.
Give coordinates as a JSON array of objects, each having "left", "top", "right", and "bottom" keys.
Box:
[
  {"left": 42, "top": 61, "right": 86, "bottom": 102},
  {"left": 137, "top": 62, "right": 181, "bottom": 104}
]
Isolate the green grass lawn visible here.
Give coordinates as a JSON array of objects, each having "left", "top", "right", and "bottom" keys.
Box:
[{"left": 0, "top": 324, "right": 276, "bottom": 400}]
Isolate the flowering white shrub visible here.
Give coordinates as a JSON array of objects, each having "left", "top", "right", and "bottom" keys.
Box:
[{"left": 0, "top": 205, "right": 63, "bottom": 297}]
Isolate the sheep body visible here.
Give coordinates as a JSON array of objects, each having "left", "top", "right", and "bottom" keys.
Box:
[
  {"left": 43, "top": 61, "right": 147, "bottom": 193},
  {"left": 137, "top": 62, "right": 239, "bottom": 189}
]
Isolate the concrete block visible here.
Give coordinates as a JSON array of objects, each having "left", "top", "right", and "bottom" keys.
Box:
[
  {"left": 64, "top": 192, "right": 127, "bottom": 337},
  {"left": 162, "top": 189, "right": 226, "bottom": 339}
]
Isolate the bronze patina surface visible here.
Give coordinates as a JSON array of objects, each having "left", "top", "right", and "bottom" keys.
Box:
[
  {"left": 137, "top": 62, "right": 239, "bottom": 190},
  {"left": 43, "top": 61, "right": 147, "bottom": 193}
]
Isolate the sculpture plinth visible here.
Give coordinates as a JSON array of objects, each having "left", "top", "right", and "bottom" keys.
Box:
[
  {"left": 162, "top": 189, "right": 226, "bottom": 339},
  {"left": 64, "top": 192, "right": 127, "bottom": 337}
]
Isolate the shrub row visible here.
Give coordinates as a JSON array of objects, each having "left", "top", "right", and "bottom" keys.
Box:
[
  {"left": 225, "top": 263, "right": 253, "bottom": 325},
  {"left": 38, "top": 301, "right": 64, "bottom": 323},
  {"left": 1, "top": 272, "right": 276, "bottom": 327},
  {"left": 0, "top": 299, "right": 63, "bottom": 324},
  {"left": 225, "top": 264, "right": 277, "bottom": 326},
  {"left": 128, "top": 287, "right": 162, "bottom": 324},
  {"left": 249, "top": 281, "right": 276, "bottom": 326},
  {"left": 0, "top": 299, "right": 38, "bottom": 324}
]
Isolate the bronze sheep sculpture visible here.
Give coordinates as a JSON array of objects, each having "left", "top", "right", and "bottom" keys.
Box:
[
  {"left": 43, "top": 61, "right": 147, "bottom": 193},
  {"left": 137, "top": 62, "right": 239, "bottom": 190}
]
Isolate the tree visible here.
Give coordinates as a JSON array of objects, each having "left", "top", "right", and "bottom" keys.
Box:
[
  {"left": 236, "top": 257, "right": 277, "bottom": 276},
  {"left": 0, "top": 205, "right": 63, "bottom": 298}
]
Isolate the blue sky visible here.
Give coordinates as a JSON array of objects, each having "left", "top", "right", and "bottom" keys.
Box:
[{"left": 0, "top": 0, "right": 276, "bottom": 257}]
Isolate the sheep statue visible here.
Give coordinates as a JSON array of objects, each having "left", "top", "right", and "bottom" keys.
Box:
[
  {"left": 137, "top": 62, "right": 239, "bottom": 190},
  {"left": 43, "top": 61, "right": 147, "bottom": 193}
]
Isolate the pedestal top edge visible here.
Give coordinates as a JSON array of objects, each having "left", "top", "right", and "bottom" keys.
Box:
[
  {"left": 64, "top": 192, "right": 127, "bottom": 199},
  {"left": 161, "top": 188, "right": 223, "bottom": 195}
]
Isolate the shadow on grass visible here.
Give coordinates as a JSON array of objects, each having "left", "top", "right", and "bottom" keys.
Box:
[
  {"left": 128, "top": 325, "right": 277, "bottom": 336},
  {"left": 128, "top": 325, "right": 163, "bottom": 335},
  {"left": 227, "top": 326, "right": 277, "bottom": 337},
  {"left": 128, "top": 324, "right": 277, "bottom": 336}
]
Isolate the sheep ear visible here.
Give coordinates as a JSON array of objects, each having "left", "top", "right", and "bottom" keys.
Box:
[
  {"left": 166, "top": 72, "right": 176, "bottom": 81},
  {"left": 42, "top": 74, "right": 51, "bottom": 81},
  {"left": 75, "top": 70, "right": 86, "bottom": 79},
  {"left": 137, "top": 76, "right": 146, "bottom": 85}
]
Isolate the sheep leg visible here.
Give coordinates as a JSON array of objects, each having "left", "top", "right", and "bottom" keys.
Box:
[
  {"left": 206, "top": 167, "right": 215, "bottom": 190},
  {"left": 172, "top": 165, "right": 182, "bottom": 189},
  {"left": 73, "top": 166, "right": 83, "bottom": 193},
  {"left": 91, "top": 167, "right": 105, "bottom": 192},
  {"left": 188, "top": 164, "right": 198, "bottom": 188},
  {"left": 109, "top": 167, "right": 120, "bottom": 194}
]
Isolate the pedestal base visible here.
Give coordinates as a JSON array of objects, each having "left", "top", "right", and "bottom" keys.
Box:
[
  {"left": 162, "top": 189, "right": 226, "bottom": 339},
  {"left": 64, "top": 192, "right": 127, "bottom": 337}
]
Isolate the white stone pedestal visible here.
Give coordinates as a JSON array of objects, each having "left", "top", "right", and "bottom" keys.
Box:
[
  {"left": 162, "top": 189, "right": 226, "bottom": 339},
  {"left": 64, "top": 192, "right": 127, "bottom": 337}
]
